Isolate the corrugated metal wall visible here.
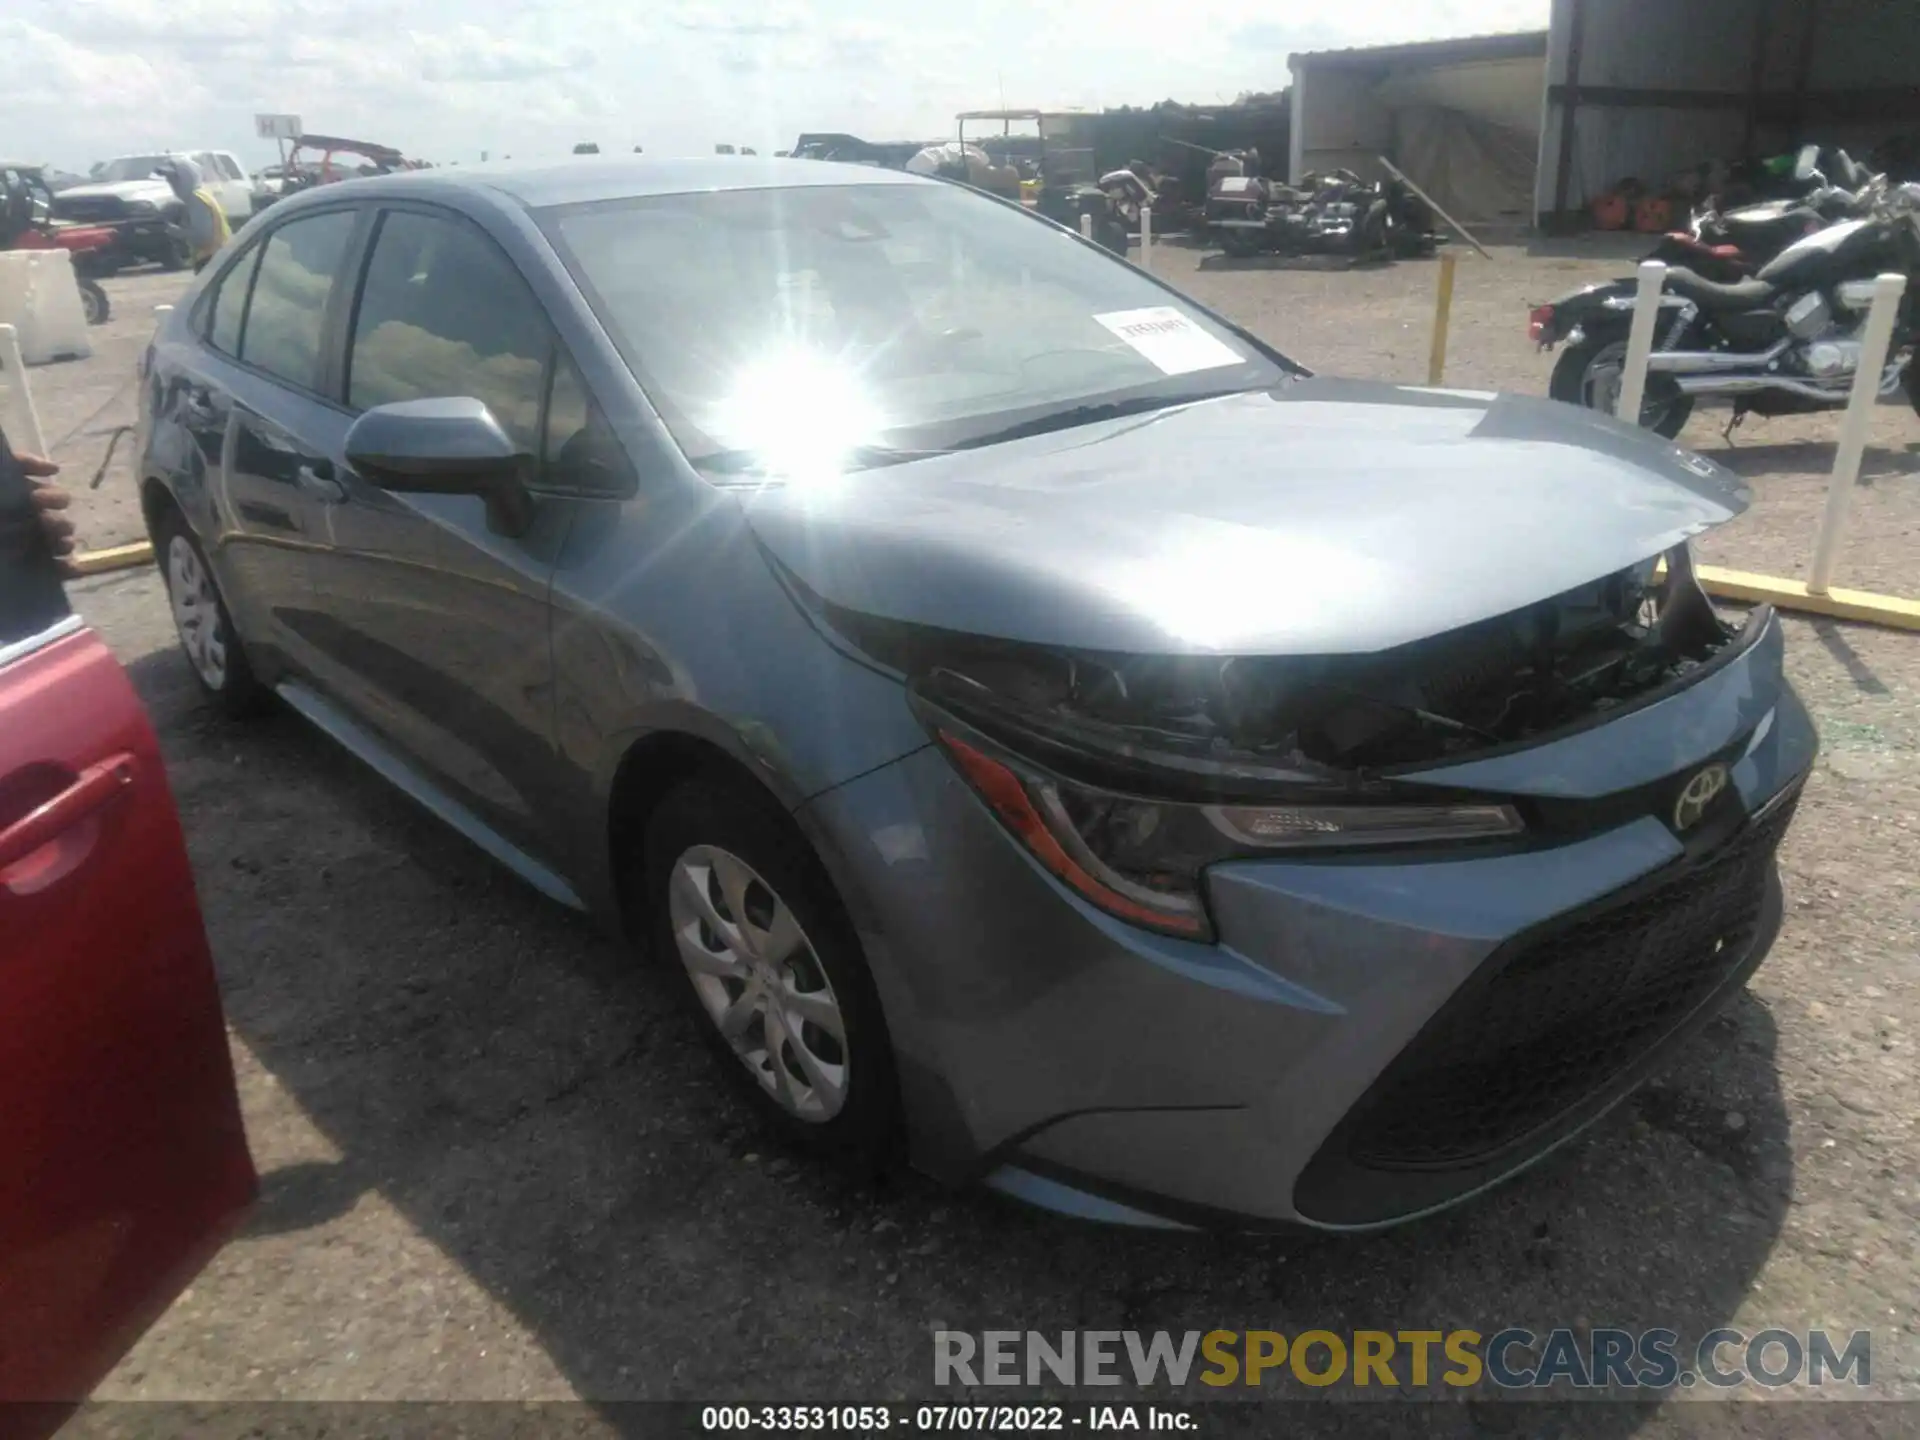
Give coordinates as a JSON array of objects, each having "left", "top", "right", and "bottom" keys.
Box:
[{"left": 1536, "top": 0, "right": 1920, "bottom": 220}]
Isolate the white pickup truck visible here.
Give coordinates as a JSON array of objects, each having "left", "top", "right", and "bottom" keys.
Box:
[{"left": 50, "top": 150, "right": 256, "bottom": 271}]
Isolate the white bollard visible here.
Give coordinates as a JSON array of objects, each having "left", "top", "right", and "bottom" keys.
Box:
[
  {"left": 1139, "top": 204, "right": 1153, "bottom": 272},
  {"left": 1079, "top": 213, "right": 1093, "bottom": 241},
  {"left": 1614, "top": 260, "right": 1668, "bottom": 426},
  {"left": 0, "top": 322, "right": 48, "bottom": 457},
  {"left": 1807, "top": 271, "right": 1908, "bottom": 596}
]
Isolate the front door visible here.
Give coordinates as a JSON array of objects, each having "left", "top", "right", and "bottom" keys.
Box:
[
  {"left": 299, "top": 203, "right": 575, "bottom": 861},
  {"left": 0, "top": 470, "right": 255, "bottom": 1419}
]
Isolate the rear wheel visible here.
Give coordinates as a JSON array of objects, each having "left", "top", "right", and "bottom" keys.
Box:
[
  {"left": 153, "top": 507, "right": 269, "bottom": 716},
  {"left": 78, "top": 278, "right": 109, "bottom": 326},
  {"left": 1550, "top": 334, "right": 1694, "bottom": 439}
]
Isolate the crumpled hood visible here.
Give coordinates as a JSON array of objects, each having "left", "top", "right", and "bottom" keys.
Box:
[
  {"left": 742, "top": 377, "right": 1750, "bottom": 656},
  {"left": 55, "top": 179, "right": 175, "bottom": 205}
]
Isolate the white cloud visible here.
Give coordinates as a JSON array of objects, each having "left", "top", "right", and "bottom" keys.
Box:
[{"left": 1, "top": 0, "right": 1549, "bottom": 170}]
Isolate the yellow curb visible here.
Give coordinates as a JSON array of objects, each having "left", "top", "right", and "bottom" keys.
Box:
[
  {"left": 1696, "top": 564, "right": 1920, "bottom": 631},
  {"left": 70, "top": 540, "right": 154, "bottom": 577}
]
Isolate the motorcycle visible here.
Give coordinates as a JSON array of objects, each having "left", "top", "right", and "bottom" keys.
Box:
[
  {"left": 1648, "top": 146, "right": 1877, "bottom": 283},
  {"left": 1, "top": 169, "right": 113, "bottom": 325},
  {"left": 1208, "top": 168, "right": 1440, "bottom": 260},
  {"left": 1531, "top": 177, "right": 1920, "bottom": 438}
]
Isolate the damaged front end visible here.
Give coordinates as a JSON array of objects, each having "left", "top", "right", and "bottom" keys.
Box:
[{"left": 814, "top": 546, "right": 1746, "bottom": 940}]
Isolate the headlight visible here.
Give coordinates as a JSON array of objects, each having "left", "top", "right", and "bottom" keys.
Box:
[{"left": 916, "top": 682, "right": 1522, "bottom": 942}]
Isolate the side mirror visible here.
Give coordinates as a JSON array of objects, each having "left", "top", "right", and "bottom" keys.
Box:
[{"left": 343, "top": 397, "right": 535, "bottom": 536}]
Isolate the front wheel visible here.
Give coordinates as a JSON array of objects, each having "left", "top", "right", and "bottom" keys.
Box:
[
  {"left": 78, "top": 277, "right": 109, "bottom": 326},
  {"left": 1549, "top": 333, "right": 1694, "bottom": 439},
  {"left": 641, "top": 777, "right": 900, "bottom": 1166}
]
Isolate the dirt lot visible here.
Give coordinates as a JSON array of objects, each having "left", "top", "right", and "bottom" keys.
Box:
[{"left": 22, "top": 243, "right": 1920, "bottom": 1434}]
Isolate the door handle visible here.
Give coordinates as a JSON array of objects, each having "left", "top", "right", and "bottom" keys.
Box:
[
  {"left": 295, "top": 463, "right": 346, "bottom": 504},
  {"left": 0, "top": 753, "right": 136, "bottom": 874},
  {"left": 181, "top": 393, "right": 217, "bottom": 424}
]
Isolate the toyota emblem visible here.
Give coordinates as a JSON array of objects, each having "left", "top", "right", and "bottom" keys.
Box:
[{"left": 1673, "top": 763, "right": 1731, "bottom": 833}]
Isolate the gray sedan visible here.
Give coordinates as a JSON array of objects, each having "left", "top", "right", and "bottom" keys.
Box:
[{"left": 136, "top": 157, "right": 1816, "bottom": 1230}]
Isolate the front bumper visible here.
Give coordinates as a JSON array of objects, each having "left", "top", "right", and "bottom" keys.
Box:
[{"left": 800, "top": 611, "right": 1816, "bottom": 1230}]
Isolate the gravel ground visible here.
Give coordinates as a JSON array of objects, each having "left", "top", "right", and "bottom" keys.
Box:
[{"left": 18, "top": 246, "right": 1920, "bottom": 1434}]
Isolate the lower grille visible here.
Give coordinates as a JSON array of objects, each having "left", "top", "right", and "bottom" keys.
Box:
[{"left": 1344, "top": 790, "right": 1800, "bottom": 1171}]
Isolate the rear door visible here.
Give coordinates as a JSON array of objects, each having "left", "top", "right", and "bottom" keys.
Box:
[
  {"left": 0, "top": 477, "right": 255, "bottom": 1416},
  {"left": 169, "top": 205, "right": 365, "bottom": 682}
]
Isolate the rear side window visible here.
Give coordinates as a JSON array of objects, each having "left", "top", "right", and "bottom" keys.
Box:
[
  {"left": 346, "top": 209, "right": 551, "bottom": 450},
  {"left": 239, "top": 210, "right": 357, "bottom": 391},
  {"left": 207, "top": 241, "right": 262, "bottom": 356}
]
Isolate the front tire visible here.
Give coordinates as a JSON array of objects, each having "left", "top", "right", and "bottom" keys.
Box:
[
  {"left": 641, "top": 777, "right": 900, "bottom": 1166},
  {"left": 1216, "top": 228, "right": 1260, "bottom": 258},
  {"left": 154, "top": 507, "right": 269, "bottom": 716},
  {"left": 1550, "top": 333, "right": 1694, "bottom": 439}
]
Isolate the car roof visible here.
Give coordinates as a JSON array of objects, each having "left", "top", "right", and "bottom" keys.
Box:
[{"left": 276, "top": 155, "right": 937, "bottom": 211}]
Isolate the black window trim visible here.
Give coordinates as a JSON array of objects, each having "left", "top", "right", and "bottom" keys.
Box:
[{"left": 339, "top": 199, "right": 636, "bottom": 500}]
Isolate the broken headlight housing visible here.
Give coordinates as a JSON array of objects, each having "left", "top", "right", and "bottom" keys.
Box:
[
  {"left": 905, "top": 664, "right": 1520, "bottom": 942},
  {"left": 813, "top": 543, "right": 1732, "bottom": 940}
]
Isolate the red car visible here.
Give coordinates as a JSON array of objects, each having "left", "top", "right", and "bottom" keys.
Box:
[{"left": 0, "top": 459, "right": 256, "bottom": 1431}]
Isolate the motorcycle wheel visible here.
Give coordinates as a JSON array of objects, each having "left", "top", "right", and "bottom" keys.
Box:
[
  {"left": 1550, "top": 334, "right": 1694, "bottom": 439},
  {"left": 1217, "top": 230, "right": 1260, "bottom": 258},
  {"left": 79, "top": 277, "right": 109, "bottom": 326}
]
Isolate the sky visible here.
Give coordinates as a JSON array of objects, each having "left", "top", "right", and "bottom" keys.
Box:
[{"left": 2, "top": 0, "right": 1549, "bottom": 174}]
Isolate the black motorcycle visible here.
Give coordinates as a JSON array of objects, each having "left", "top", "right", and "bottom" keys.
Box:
[
  {"left": 1648, "top": 147, "right": 1877, "bottom": 283},
  {"left": 1209, "top": 169, "right": 1438, "bottom": 260},
  {"left": 1532, "top": 178, "right": 1920, "bottom": 438}
]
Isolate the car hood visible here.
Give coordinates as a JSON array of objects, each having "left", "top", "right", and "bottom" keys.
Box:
[
  {"left": 741, "top": 377, "right": 1750, "bottom": 657},
  {"left": 57, "top": 180, "right": 172, "bottom": 203}
]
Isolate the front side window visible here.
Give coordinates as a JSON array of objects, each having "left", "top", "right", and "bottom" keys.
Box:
[
  {"left": 239, "top": 209, "right": 358, "bottom": 389},
  {"left": 346, "top": 210, "right": 551, "bottom": 451},
  {"left": 542, "top": 182, "right": 1293, "bottom": 473}
]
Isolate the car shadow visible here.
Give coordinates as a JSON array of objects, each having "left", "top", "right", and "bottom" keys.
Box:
[
  {"left": 1700, "top": 439, "right": 1910, "bottom": 482},
  {"left": 123, "top": 646, "right": 1797, "bottom": 1430}
]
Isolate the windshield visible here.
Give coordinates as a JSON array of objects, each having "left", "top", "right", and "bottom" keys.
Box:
[
  {"left": 97, "top": 155, "right": 173, "bottom": 184},
  {"left": 541, "top": 181, "right": 1295, "bottom": 476}
]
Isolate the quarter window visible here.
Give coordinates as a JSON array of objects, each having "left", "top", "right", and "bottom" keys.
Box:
[
  {"left": 347, "top": 210, "right": 551, "bottom": 451},
  {"left": 542, "top": 351, "right": 633, "bottom": 495},
  {"left": 238, "top": 210, "right": 357, "bottom": 390},
  {"left": 207, "top": 241, "right": 262, "bottom": 356}
]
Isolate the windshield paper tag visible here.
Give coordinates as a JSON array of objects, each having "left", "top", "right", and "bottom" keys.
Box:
[{"left": 1094, "top": 307, "right": 1245, "bottom": 376}]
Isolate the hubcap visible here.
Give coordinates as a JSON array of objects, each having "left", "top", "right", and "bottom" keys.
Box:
[
  {"left": 669, "top": 845, "right": 849, "bottom": 1122},
  {"left": 167, "top": 535, "right": 228, "bottom": 689}
]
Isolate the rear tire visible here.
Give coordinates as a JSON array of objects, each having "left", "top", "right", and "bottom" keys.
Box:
[
  {"left": 1217, "top": 229, "right": 1259, "bottom": 258},
  {"left": 1550, "top": 333, "right": 1694, "bottom": 440},
  {"left": 640, "top": 776, "right": 900, "bottom": 1168},
  {"left": 153, "top": 506, "right": 270, "bottom": 717},
  {"left": 78, "top": 278, "right": 109, "bottom": 326}
]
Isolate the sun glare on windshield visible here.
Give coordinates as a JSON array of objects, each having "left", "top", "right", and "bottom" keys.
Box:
[{"left": 708, "top": 345, "right": 887, "bottom": 484}]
